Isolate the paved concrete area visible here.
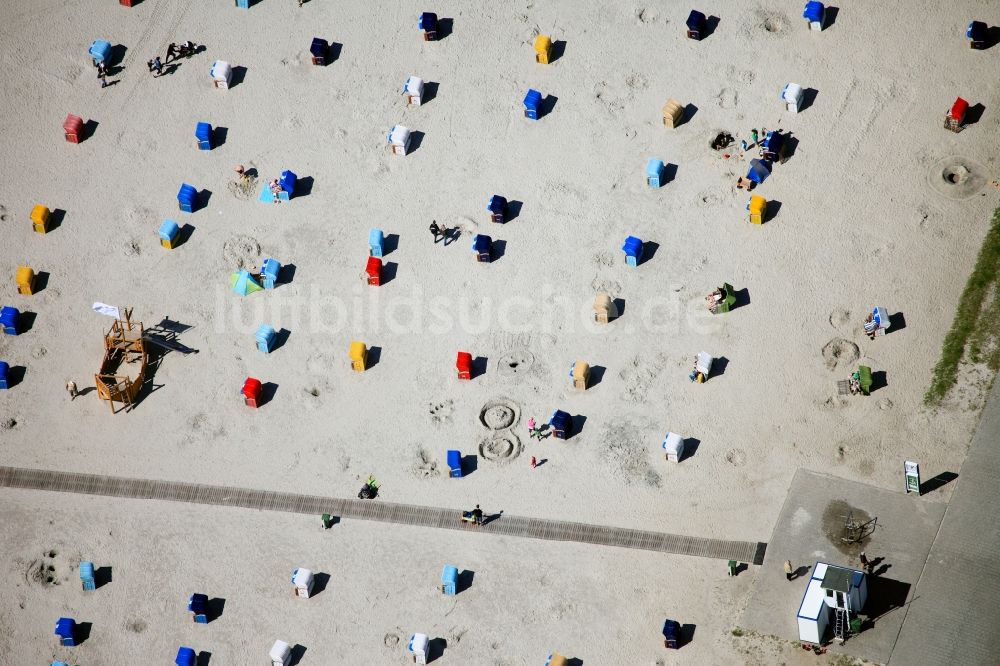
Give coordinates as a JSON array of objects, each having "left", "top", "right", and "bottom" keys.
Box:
[
  {"left": 0, "top": 466, "right": 765, "bottom": 563},
  {"left": 889, "top": 379, "right": 1000, "bottom": 666},
  {"left": 741, "top": 468, "right": 946, "bottom": 664}
]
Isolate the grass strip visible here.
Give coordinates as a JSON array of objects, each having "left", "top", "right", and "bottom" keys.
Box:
[{"left": 925, "top": 205, "right": 1000, "bottom": 405}]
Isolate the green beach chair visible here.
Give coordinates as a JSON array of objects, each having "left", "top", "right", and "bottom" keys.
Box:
[
  {"left": 858, "top": 366, "right": 873, "bottom": 396},
  {"left": 717, "top": 283, "right": 737, "bottom": 313}
]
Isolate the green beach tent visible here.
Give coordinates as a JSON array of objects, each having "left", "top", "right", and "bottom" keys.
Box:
[{"left": 231, "top": 270, "right": 263, "bottom": 296}]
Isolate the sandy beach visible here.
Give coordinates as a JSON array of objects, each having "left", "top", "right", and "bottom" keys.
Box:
[{"left": 1, "top": 0, "right": 998, "bottom": 663}]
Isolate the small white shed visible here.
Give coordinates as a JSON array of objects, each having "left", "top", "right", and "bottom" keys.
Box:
[
  {"left": 407, "top": 632, "right": 429, "bottom": 664},
  {"left": 797, "top": 561, "right": 868, "bottom": 644},
  {"left": 782, "top": 83, "right": 804, "bottom": 113},
  {"left": 388, "top": 125, "right": 412, "bottom": 155},
  {"left": 210, "top": 61, "right": 232, "bottom": 89},
  {"left": 291, "top": 568, "right": 314, "bottom": 598},
  {"left": 661, "top": 432, "right": 684, "bottom": 462},
  {"left": 404, "top": 77, "right": 425, "bottom": 106},
  {"left": 269, "top": 640, "right": 291, "bottom": 666}
]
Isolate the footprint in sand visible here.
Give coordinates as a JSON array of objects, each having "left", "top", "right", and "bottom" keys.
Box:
[
  {"left": 429, "top": 399, "right": 454, "bottom": 425},
  {"left": 717, "top": 88, "right": 738, "bottom": 109},
  {"left": 636, "top": 7, "right": 659, "bottom": 23},
  {"left": 725, "top": 448, "right": 747, "bottom": 466}
]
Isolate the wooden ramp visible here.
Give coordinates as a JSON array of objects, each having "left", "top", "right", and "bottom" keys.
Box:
[{"left": 0, "top": 466, "right": 766, "bottom": 564}]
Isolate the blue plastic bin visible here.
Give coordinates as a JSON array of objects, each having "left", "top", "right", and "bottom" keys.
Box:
[
  {"left": 159, "top": 220, "right": 180, "bottom": 248},
  {"left": 441, "top": 565, "right": 458, "bottom": 595},
  {"left": 747, "top": 159, "right": 770, "bottom": 185},
  {"left": 473, "top": 235, "right": 491, "bottom": 262},
  {"left": 369, "top": 228, "right": 385, "bottom": 257},
  {"left": 176, "top": 647, "right": 196, "bottom": 666},
  {"left": 256, "top": 324, "right": 277, "bottom": 353},
  {"left": 0, "top": 307, "right": 19, "bottom": 335},
  {"left": 646, "top": 159, "right": 665, "bottom": 187},
  {"left": 622, "top": 236, "right": 644, "bottom": 266},
  {"left": 279, "top": 170, "right": 297, "bottom": 200},
  {"left": 177, "top": 184, "right": 197, "bottom": 213},
  {"left": 195, "top": 122, "right": 212, "bottom": 150},
  {"left": 447, "top": 450, "right": 462, "bottom": 477},
  {"left": 549, "top": 409, "right": 571, "bottom": 439},
  {"left": 803, "top": 1, "right": 825, "bottom": 26},
  {"left": 686, "top": 10, "right": 706, "bottom": 39},
  {"left": 79, "top": 561, "right": 95, "bottom": 590},
  {"left": 488, "top": 195, "right": 507, "bottom": 222},
  {"left": 261, "top": 258, "right": 281, "bottom": 289},
  {"left": 188, "top": 593, "right": 209, "bottom": 623},
  {"left": 419, "top": 12, "right": 438, "bottom": 37},
  {"left": 54, "top": 617, "right": 77, "bottom": 646},
  {"left": 524, "top": 89, "right": 542, "bottom": 120},
  {"left": 89, "top": 40, "right": 111, "bottom": 65}
]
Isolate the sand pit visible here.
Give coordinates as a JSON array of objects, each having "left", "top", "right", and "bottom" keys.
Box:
[{"left": 1, "top": 0, "right": 998, "bottom": 663}]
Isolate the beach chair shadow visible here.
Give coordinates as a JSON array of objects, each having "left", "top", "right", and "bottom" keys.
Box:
[
  {"left": 681, "top": 438, "right": 701, "bottom": 461},
  {"left": 83, "top": 120, "right": 99, "bottom": 141},
  {"left": 764, "top": 200, "right": 782, "bottom": 222},
  {"left": 367, "top": 346, "right": 382, "bottom": 368},
  {"left": 436, "top": 18, "right": 454, "bottom": 40},
  {"left": 965, "top": 103, "right": 986, "bottom": 126},
  {"left": 229, "top": 66, "right": 248, "bottom": 88},
  {"left": 639, "top": 241, "right": 659, "bottom": 265},
  {"left": 421, "top": 81, "right": 439, "bottom": 104},
  {"left": 311, "top": 572, "right": 330, "bottom": 596},
  {"left": 505, "top": 200, "right": 523, "bottom": 222},
  {"left": 800, "top": 88, "right": 819, "bottom": 113},
  {"left": 289, "top": 644, "right": 307, "bottom": 666},
  {"left": 550, "top": 40, "right": 567, "bottom": 63}
]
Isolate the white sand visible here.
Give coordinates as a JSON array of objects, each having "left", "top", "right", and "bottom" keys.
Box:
[{"left": 1, "top": 0, "right": 998, "bottom": 663}]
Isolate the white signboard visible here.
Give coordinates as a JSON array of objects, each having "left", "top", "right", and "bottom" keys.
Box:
[{"left": 904, "top": 460, "right": 920, "bottom": 494}]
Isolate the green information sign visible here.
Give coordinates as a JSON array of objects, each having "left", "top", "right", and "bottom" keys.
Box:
[{"left": 904, "top": 460, "right": 920, "bottom": 494}]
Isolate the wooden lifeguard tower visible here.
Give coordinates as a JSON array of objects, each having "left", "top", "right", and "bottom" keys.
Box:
[{"left": 95, "top": 308, "right": 148, "bottom": 413}]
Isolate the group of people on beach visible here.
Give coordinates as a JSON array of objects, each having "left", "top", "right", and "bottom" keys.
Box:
[
  {"left": 428, "top": 220, "right": 456, "bottom": 245},
  {"left": 740, "top": 127, "right": 768, "bottom": 152},
  {"left": 146, "top": 41, "right": 197, "bottom": 77}
]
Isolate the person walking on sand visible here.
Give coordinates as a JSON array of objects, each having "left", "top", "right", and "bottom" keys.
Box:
[
  {"left": 166, "top": 43, "right": 177, "bottom": 63},
  {"left": 784, "top": 559, "right": 794, "bottom": 581},
  {"left": 150, "top": 57, "right": 163, "bottom": 77},
  {"left": 429, "top": 220, "right": 443, "bottom": 243},
  {"left": 99, "top": 72, "right": 108, "bottom": 88},
  {"left": 750, "top": 128, "right": 759, "bottom": 146},
  {"left": 859, "top": 551, "right": 870, "bottom": 574},
  {"left": 530, "top": 456, "right": 537, "bottom": 469},
  {"left": 66, "top": 381, "right": 78, "bottom": 400}
]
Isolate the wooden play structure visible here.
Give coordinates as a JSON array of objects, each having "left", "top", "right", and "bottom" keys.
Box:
[{"left": 94, "top": 308, "right": 148, "bottom": 413}]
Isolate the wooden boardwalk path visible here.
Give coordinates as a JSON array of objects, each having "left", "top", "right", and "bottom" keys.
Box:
[{"left": 0, "top": 466, "right": 766, "bottom": 564}]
